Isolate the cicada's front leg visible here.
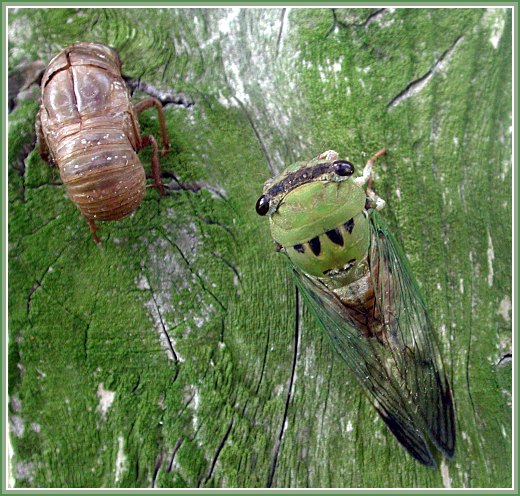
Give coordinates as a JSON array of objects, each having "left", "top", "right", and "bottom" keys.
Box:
[{"left": 355, "top": 148, "right": 387, "bottom": 211}]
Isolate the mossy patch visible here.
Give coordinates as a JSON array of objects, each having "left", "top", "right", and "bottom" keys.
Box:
[{"left": 8, "top": 7, "right": 511, "bottom": 488}]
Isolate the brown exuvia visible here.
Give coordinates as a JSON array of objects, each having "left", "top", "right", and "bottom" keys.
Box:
[{"left": 36, "top": 42, "right": 170, "bottom": 242}]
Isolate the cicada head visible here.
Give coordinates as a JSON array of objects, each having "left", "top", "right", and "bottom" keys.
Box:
[{"left": 256, "top": 151, "right": 371, "bottom": 279}]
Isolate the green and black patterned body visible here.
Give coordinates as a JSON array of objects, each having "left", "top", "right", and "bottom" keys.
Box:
[{"left": 256, "top": 150, "right": 455, "bottom": 467}]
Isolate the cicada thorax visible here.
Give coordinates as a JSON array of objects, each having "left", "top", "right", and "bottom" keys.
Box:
[
  {"left": 39, "top": 42, "right": 146, "bottom": 222},
  {"left": 270, "top": 178, "right": 386, "bottom": 340},
  {"left": 270, "top": 179, "right": 370, "bottom": 278},
  {"left": 284, "top": 210, "right": 370, "bottom": 281}
]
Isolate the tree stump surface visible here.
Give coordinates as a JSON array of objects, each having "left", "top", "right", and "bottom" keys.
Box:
[{"left": 7, "top": 7, "right": 512, "bottom": 488}]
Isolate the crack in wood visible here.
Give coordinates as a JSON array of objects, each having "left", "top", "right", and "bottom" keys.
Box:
[
  {"left": 26, "top": 281, "right": 41, "bottom": 325},
  {"left": 134, "top": 457, "right": 140, "bottom": 482},
  {"left": 267, "top": 288, "right": 301, "bottom": 487},
  {"left": 219, "top": 317, "right": 225, "bottom": 344},
  {"left": 387, "top": 35, "right": 464, "bottom": 109},
  {"left": 358, "top": 8, "right": 387, "bottom": 28},
  {"left": 81, "top": 309, "right": 91, "bottom": 362},
  {"left": 166, "top": 437, "right": 184, "bottom": 472},
  {"left": 326, "top": 9, "right": 348, "bottom": 36},
  {"left": 353, "top": 393, "right": 365, "bottom": 473},
  {"left": 25, "top": 242, "right": 72, "bottom": 324},
  {"left": 200, "top": 418, "right": 234, "bottom": 486},
  {"left": 197, "top": 216, "right": 234, "bottom": 239},
  {"left": 158, "top": 228, "right": 227, "bottom": 311},
  {"left": 151, "top": 451, "right": 163, "bottom": 488},
  {"left": 143, "top": 270, "right": 179, "bottom": 362},
  {"left": 191, "top": 418, "right": 206, "bottom": 440},
  {"left": 27, "top": 216, "right": 62, "bottom": 237},
  {"left": 326, "top": 8, "right": 386, "bottom": 37},
  {"left": 131, "top": 374, "right": 141, "bottom": 393},
  {"left": 160, "top": 50, "right": 175, "bottom": 84},
  {"left": 232, "top": 96, "right": 275, "bottom": 175},
  {"left": 31, "top": 182, "right": 63, "bottom": 189},
  {"left": 497, "top": 353, "right": 512, "bottom": 367},
  {"left": 211, "top": 252, "right": 242, "bottom": 286},
  {"left": 275, "top": 8, "right": 287, "bottom": 59},
  {"left": 175, "top": 393, "right": 196, "bottom": 422},
  {"left": 255, "top": 325, "right": 271, "bottom": 396}
]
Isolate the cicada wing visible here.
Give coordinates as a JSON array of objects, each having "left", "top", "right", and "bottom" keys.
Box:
[
  {"left": 292, "top": 267, "right": 437, "bottom": 467},
  {"left": 369, "top": 211, "right": 456, "bottom": 458}
]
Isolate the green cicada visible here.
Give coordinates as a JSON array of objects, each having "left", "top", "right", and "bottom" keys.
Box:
[{"left": 256, "top": 149, "right": 455, "bottom": 467}]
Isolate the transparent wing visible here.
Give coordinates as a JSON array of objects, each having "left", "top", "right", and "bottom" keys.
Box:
[
  {"left": 291, "top": 212, "right": 455, "bottom": 467},
  {"left": 369, "top": 210, "right": 455, "bottom": 458}
]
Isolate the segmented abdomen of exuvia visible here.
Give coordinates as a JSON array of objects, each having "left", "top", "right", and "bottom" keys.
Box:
[
  {"left": 58, "top": 130, "right": 145, "bottom": 221},
  {"left": 39, "top": 42, "right": 145, "bottom": 221}
]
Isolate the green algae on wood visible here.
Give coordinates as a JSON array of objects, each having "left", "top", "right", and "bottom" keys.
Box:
[{"left": 7, "top": 7, "right": 512, "bottom": 488}]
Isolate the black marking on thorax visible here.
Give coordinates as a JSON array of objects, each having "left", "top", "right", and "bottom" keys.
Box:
[
  {"left": 289, "top": 216, "right": 356, "bottom": 257},
  {"left": 294, "top": 244, "right": 305, "bottom": 253},
  {"left": 344, "top": 218, "right": 355, "bottom": 234},
  {"left": 308, "top": 236, "right": 321, "bottom": 256},
  {"left": 325, "top": 228, "right": 344, "bottom": 246}
]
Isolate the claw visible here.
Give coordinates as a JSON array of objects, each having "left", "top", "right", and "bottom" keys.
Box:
[
  {"left": 161, "top": 143, "right": 171, "bottom": 157},
  {"left": 150, "top": 182, "right": 167, "bottom": 196}
]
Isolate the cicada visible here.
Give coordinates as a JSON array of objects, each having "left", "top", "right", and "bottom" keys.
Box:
[{"left": 256, "top": 149, "right": 455, "bottom": 467}]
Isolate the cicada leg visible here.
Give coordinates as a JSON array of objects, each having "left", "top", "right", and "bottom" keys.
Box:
[
  {"left": 134, "top": 97, "right": 170, "bottom": 195},
  {"left": 317, "top": 150, "right": 339, "bottom": 161},
  {"left": 141, "top": 135, "right": 166, "bottom": 196},
  {"left": 355, "top": 148, "right": 387, "bottom": 211},
  {"left": 134, "top": 97, "right": 171, "bottom": 156},
  {"left": 86, "top": 217, "right": 101, "bottom": 244},
  {"left": 36, "top": 108, "right": 53, "bottom": 165}
]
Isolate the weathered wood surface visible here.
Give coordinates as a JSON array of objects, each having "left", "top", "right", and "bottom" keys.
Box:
[{"left": 8, "top": 7, "right": 512, "bottom": 488}]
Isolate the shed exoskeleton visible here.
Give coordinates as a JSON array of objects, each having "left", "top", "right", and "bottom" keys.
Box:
[{"left": 36, "top": 42, "right": 171, "bottom": 242}]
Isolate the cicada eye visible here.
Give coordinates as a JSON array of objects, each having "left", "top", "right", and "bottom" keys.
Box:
[
  {"left": 333, "top": 160, "right": 355, "bottom": 176},
  {"left": 256, "top": 195, "right": 270, "bottom": 216}
]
